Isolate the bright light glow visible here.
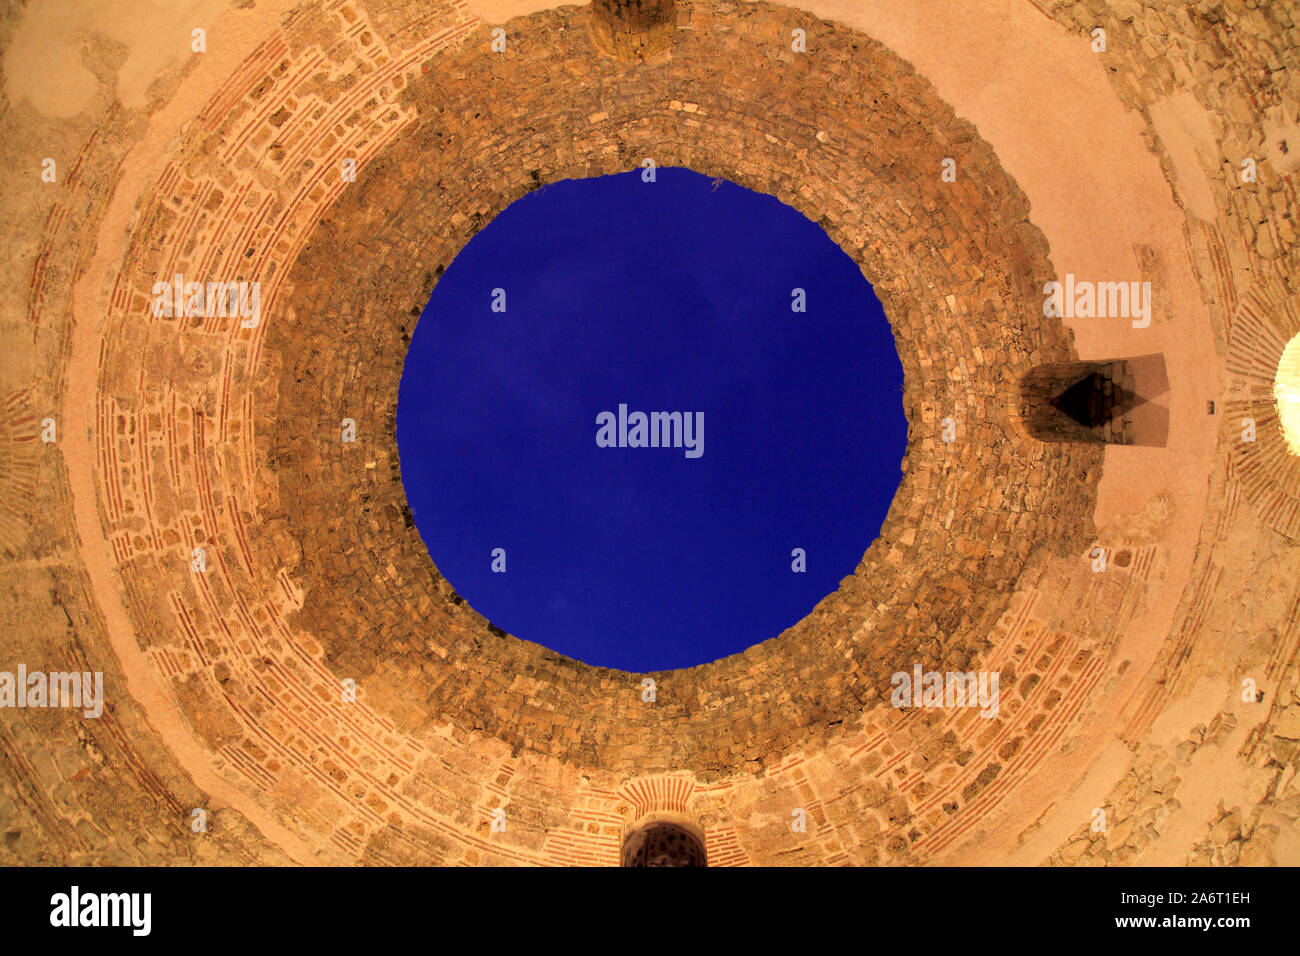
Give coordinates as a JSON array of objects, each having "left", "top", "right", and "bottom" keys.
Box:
[{"left": 1277, "top": 333, "right": 1300, "bottom": 457}]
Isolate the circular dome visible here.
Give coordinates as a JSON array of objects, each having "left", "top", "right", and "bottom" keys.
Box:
[
  {"left": 262, "top": 3, "right": 1100, "bottom": 776},
  {"left": 20, "top": 0, "right": 1298, "bottom": 873}
]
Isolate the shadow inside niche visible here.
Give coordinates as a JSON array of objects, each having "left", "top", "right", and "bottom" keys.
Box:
[
  {"left": 1022, "top": 354, "right": 1169, "bottom": 447},
  {"left": 622, "top": 822, "right": 708, "bottom": 867}
]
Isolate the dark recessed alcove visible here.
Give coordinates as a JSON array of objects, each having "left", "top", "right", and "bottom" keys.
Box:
[{"left": 622, "top": 822, "right": 708, "bottom": 867}]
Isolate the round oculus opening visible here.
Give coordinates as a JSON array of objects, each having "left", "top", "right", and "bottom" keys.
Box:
[
  {"left": 397, "top": 168, "right": 906, "bottom": 671},
  {"left": 1276, "top": 331, "right": 1300, "bottom": 457}
]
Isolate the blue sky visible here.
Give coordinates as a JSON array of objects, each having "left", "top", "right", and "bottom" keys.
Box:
[{"left": 397, "top": 167, "right": 906, "bottom": 672}]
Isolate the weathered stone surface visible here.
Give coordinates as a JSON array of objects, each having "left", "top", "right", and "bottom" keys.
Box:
[{"left": 2, "top": 0, "right": 1298, "bottom": 867}]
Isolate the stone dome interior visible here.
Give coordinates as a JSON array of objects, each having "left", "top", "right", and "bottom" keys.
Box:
[{"left": 1, "top": 0, "right": 1299, "bottom": 871}]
